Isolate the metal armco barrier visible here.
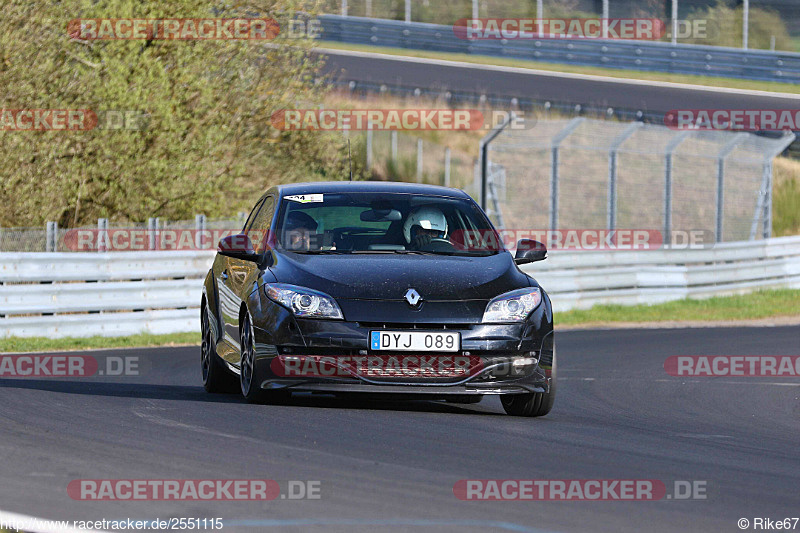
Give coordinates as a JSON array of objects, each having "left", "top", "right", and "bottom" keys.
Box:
[
  {"left": 524, "top": 235, "right": 800, "bottom": 312},
  {"left": 317, "top": 15, "right": 800, "bottom": 84},
  {"left": 1, "top": 237, "right": 799, "bottom": 338}
]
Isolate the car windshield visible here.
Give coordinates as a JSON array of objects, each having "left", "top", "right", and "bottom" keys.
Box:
[{"left": 274, "top": 191, "right": 504, "bottom": 256}]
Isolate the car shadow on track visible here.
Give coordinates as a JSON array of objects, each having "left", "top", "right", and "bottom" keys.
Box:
[
  {"left": 0, "top": 378, "right": 241, "bottom": 404},
  {"left": 0, "top": 378, "right": 503, "bottom": 415}
]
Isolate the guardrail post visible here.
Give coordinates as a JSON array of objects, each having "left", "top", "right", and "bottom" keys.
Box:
[
  {"left": 341, "top": 0, "right": 347, "bottom": 17},
  {"left": 404, "top": 0, "right": 411, "bottom": 23},
  {"left": 365, "top": 0, "right": 372, "bottom": 18},
  {"left": 416, "top": 138, "right": 423, "bottom": 182},
  {"left": 97, "top": 218, "right": 109, "bottom": 252},
  {"left": 46, "top": 221, "right": 58, "bottom": 252},
  {"left": 444, "top": 147, "right": 451, "bottom": 187}
]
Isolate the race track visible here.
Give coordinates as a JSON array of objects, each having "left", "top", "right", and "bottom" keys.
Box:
[
  {"left": 319, "top": 49, "right": 800, "bottom": 116},
  {"left": 1, "top": 326, "right": 798, "bottom": 532}
]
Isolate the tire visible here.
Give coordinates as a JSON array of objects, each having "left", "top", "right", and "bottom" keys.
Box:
[
  {"left": 201, "top": 304, "right": 237, "bottom": 393},
  {"left": 239, "top": 312, "right": 289, "bottom": 405},
  {"left": 501, "top": 348, "right": 557, "bottom": 417}
]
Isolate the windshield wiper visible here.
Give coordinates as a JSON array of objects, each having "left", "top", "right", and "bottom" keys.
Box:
[{"left": 290, "top": 250, "right": 351, "bottom": 254}]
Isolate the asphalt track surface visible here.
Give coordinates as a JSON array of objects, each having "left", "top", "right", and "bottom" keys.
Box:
[
  {"left": 319, "top": 49, "right": 800, "bottom": 115},
  {"left": 1, "top": 326, "right": 798, "bottom": 532}
]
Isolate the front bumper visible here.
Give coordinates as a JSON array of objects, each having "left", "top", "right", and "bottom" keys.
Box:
[{"left": 249, "top": 298, "right": 554, "bottom": 397}]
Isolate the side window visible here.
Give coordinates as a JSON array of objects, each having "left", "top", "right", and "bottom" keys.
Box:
[
  {"left": 245, "top": 196, "right": 275, "bottom": 254},
  {"left": 242, "top": 198, "right": 266, "bottom": 234}
]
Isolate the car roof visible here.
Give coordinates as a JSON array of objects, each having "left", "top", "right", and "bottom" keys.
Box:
[{"left": 275, "top": 181, "right": 472, "bottom": 199}]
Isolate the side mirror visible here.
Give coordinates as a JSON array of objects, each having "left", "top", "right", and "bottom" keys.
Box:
[
  {"left": 218, "top": 234, "right": 262, "bottom": 262},
  {"left": 514, "top": 239, "right": 547, "bottom": 265}
]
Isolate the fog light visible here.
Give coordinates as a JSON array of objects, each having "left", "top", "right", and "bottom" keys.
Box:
[{"left": 513, "top": 357, "right": 537, "bottom": 367}]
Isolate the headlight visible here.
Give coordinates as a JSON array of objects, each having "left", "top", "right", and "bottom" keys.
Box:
[
  {"left": 482, "top": 287, "right": 542, "bottom": 323},
  {"left": 264, "top": 283, "right": 344, "bottom": 319}
]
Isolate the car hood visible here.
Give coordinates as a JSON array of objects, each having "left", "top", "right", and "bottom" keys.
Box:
[{"left": 268, "top": 251, "right": 531, "bottom": 301}]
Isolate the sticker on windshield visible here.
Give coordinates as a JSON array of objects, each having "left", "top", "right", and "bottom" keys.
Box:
[{"left": 285, "top": 194, "right": 323, "bottom": 204}]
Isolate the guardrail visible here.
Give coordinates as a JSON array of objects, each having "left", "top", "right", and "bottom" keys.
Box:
[
  {"left": 0, "top": 251, "right": 214, "bottom": 339},
  {"left": 318, "top": 15, "right": 800, "bottom": 84},
  {"left": 1, "top": 237, "right": 798, "bottom": 338},
  {"left": 525, "top": 235, "right": 800, "bottom": 312}
]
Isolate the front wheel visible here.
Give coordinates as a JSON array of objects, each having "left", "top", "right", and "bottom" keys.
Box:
[
  {"left": 501, "top": 348, "right": 557, "bottom": 417},
  {"left": 239, "top": 312, "right": 289, "bottom": 405}
]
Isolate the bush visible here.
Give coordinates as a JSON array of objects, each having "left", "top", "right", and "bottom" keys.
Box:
[
  {"left": 0, "top": 0, "right": 360, "bottom": 228},
  {"left": 683, "top": 1, "right": 793, "bottom": 50}
]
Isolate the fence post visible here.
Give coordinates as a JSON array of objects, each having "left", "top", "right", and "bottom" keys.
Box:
[
  {"left": 444, "top": 147, "right": 451, "bottom": 187},
  {"left": 763, "top": 160, "right": 772, "bottom": 239},
  {"left": 607, "top": 122, "right": 641, "bottom": 231},
  {"left": 366, "top": 0, "right": 372, "bottom": 18},
  {"left": 366, "top": 129, "right": 373, "bottom": 169},
  {"left": 550, "top": 118, "right": 585, "bottom": 231},
  {"left": 46, "top": 221, "right": 58, "bottom": 252},
  {"left": 97, "top": 218, "right": 109, "bottom": 252},
  {"left": 537, "top": 0, "right": 543, "bottom": 37},
  {"left": 342, "top": 0, "right": 348, "bottom": 17},
  {"left": 391, "top": 131, "right": 398, "bottom": 162},
  {"left": 478, "top": 112, "right": 516, "bottom": 211},
  {"left": 416, "top": 138, "right": 423, "bottom": 182},
  {"left": 715, "top": 134, "right": 746, "bottom": 243},
  {"left": 664, "top": 131, "right": 691, "bottom": 246},
  {"left": 671, "top": 0, "right": 678, "bottom": 45},
  {"left": 148, "top": 217, "right": 158, "bottom": 250},
  {"left": 405, "top": 0, "right": 411, "bottom": 23},
  {"left": 195, "top": 214, "right": 207, "bottom": 250}
]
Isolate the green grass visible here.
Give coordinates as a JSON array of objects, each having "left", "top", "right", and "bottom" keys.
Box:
[
  {"left": 0, "top": 332, "right": 200, "bottom": 354},
  {"left": 556, "top": 289, "right": 800, "bottom": 325},
  {"left": 774, "top": 158, "right": 800, "bottom": 237},
  {"left": 319, "top": 41, "right": 800, "bottom": 95}
]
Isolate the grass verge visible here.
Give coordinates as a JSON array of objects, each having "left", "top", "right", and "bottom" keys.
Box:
[
  {"left": 0, "top": 332, "right": 199, "bottom": 354},
  {"left": 556, "top": 289, "right": 800, "bottom": 325},
  {"left": 319, "top": 41, "right": 800, "bottom": 95}
]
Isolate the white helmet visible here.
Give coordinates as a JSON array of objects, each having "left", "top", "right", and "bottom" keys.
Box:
[{"left": 403, "top": 206, "right": 448, "bottom": 243}]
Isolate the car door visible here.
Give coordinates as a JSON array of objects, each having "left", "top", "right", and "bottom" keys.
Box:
[{"left": 219, "top": 196, "right": 276, "bottom": 363}]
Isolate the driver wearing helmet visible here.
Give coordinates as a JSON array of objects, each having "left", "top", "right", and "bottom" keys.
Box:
[
  {"left": 284, "top": 211, "right": 319, "bottom": 251},
  {"left": 403, "top": 206, "right": 449, "bottom": 250}
]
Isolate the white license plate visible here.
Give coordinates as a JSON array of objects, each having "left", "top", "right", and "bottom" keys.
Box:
[{"left": 370, "top": 331, "right": 460, "bottom": 352}]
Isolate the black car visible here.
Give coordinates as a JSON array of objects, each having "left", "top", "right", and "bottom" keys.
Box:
[{"left": 201, "top": 181, "right": 555, "bottom": 417}]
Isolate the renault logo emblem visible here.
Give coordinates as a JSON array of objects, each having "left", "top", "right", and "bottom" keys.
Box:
[{"left": 404, "top": 288, "right": 422, "bottom": 306}]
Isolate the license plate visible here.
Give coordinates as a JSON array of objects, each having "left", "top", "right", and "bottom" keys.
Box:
[{"left": 370, "top": 331, "right": 460, "bottom": 352}]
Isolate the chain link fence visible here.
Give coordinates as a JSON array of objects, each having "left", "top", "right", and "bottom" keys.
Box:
[
  {"left": 482, "top": 118, "right": 795, "bottom": 242},
  {"left": 0, "top": 216, "right": 246, "bottom": 253},
  {"left": 356, "top": 129, "right": 478, "bottom": 197}
]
